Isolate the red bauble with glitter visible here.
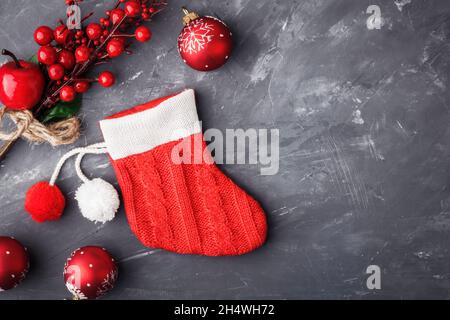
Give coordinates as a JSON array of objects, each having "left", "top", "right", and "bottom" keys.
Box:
[
  {"left": 63, "top": 246, "right": 118, "bottom": 300},
  {"left": 0, "top": 236, "right": 29, "bottom": 291},
  {"left": 177, "top": 8, "right": 233, "bottom": 71}
]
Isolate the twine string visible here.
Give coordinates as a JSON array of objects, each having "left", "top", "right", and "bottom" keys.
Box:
[{"left": 0, "top": 106, "right": 80, "bottom": 146}]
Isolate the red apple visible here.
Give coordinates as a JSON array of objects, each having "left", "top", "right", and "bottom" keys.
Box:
[{"left": 0, "top": 49, "right": 45, "bottom": 110}]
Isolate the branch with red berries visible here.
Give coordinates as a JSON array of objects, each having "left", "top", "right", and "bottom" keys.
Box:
[{"left": 0, "top": 0, "right": 166, "bottom": 161}]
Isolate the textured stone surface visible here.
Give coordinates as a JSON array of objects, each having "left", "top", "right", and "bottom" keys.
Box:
[{"left": 1, "top": 0, "right": 450, "bottom": 299}]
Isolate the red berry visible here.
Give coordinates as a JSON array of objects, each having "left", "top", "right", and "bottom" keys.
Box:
[
  {"left": 149, "top": 7, "right": 156, "bottom": 14},
  {"left": 106, "top": 39, "right": 125, "bottom": 58},
  {"left": 34, "top": 26, "right": 54, "bottom": 45},
  {"left": 58, "top": 50, "right": 75, "bottom": 70},
  {"left": 75, "top": 45, "right": 90, "bottom": 63},
  {"left": 135, "top": 26, "right": 152, "bottom": 42},
  {"left": 124, "top": 1, "right": 141, "bottom": 17},
  {"left": 74, "top": 81, "right": 90, "bottom": 93},
  {"left": 86, "top": 23, "right": 103, "bottom": 40},
  {"left": 60, "top": 85, "right": 76, "bottom": 102},
  {"left": 37, "top": 46, "right": 57, "bottom": 65},
  {"left": 47, "top": 64, "right": 65, "bottom": 80},
  {"left": 110, "top": 8, "right": 125, "bottom": 25},
  {"left": 98, "top": 71, "right": 115, "bottom": 87},
  {"left": 54, "top": 25, "right": 72, "bottom": 45},
  {"left": 142, "top": 13, "right": 150, "bottom": 20},
  {"left": 101, "top": 19, "right": 110, "bottom": 27}
]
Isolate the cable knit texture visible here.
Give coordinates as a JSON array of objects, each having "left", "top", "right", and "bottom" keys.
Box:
[{"left": 100, "top": 89, "right": 267, "bottom": 256}]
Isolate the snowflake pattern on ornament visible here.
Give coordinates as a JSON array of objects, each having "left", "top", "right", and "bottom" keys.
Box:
[
  {"left": 96, "top": 269, "right": 118, "bottom": 298},
  {"left": 65, "top": 281, "right": 88, "bottom": 300},
  {"left": 178, "top": 18, "right": 215, "bottom": 54}
]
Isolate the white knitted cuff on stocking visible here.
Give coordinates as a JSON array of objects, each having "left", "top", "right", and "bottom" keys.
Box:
[{"left": 99, "top": 89, "right": 201, "bottom": 160}]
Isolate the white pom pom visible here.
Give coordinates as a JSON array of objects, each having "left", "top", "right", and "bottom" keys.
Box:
[{"left": 75, "top": 178, "right": 120, "bottom": 223}]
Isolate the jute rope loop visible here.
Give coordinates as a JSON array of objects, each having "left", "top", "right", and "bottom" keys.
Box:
[{"left": 0, "top": 106, "right": 80, "bottom": 146}]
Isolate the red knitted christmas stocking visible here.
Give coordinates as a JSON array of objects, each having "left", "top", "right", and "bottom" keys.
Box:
[{"left": 99, "top": 89, "right": 267, "bottom": 256}]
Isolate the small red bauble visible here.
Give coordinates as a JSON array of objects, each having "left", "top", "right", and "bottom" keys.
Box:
[
  {"left": 106, "top": 39, "right": 124, "bottom": 58},
  {"left": 74, "top": 80, "right": 90, "bottom": 93},
  {"left": 63, "top": 246, "right": 118, "bottom": 300},
  {"left": 24, "top": 181, "right": 65, "bottom": 222},
  {"left": 110, "top": 8, "right": 126, "bottom": 25},
  {"left": 86, "top": 23, "right": 103, "bottom": 40},
  {"left": 37, "top": 46, "right": 57, "bottom": 65},
  {"left": 178, "top": 9, "right": 233, "bottom": 71},
  {"left": 98, "top": 71, "right": 115, "bottom": 87},
  {"left": 47, "top": 64, "right": 65, "bottom": 80},
  {"left": 135, "top": 26, "right": 152, "bottom": 42},
  {"left": 34, "top": 26, "right": 54, "bottom": 46},
  {"left": 75, "top": 45, "right": 90, "bottom": 63},
  {"left": 54, "top": 25, "right": 73, "bottom": 45},
  {"left": 60, "top": 85, "right": 76, "bottom": 102},
  {"left": 0, "top": 237, "right": 29, "bottom": 291},
  {"left": 124, "top": 1, "right": 141, "bottom": 17},
  {"left": 58, "top": 50, "right": 76, "bottom": 70}
]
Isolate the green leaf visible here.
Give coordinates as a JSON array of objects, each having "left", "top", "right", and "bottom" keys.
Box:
[
  {"left": 29, "top": 54, "right": 39, "bottom": 65},
  {"left": 39, "top": 95, "right": 82, "bottom": 124}
]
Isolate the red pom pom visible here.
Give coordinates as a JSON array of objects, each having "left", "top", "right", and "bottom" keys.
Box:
[{"left": 24, "top": 181, "right": 65, "bottom": 222}]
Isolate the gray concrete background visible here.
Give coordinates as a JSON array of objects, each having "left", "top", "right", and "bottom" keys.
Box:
[{"left": 1, "top": 0, "right": 450, "bottom": 299}]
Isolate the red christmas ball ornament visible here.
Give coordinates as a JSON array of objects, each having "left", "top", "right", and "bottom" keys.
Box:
[
  {"left": 24, "top": 181, "right": 65, "bottom": 222},
  {"left": 0, "top": 236, "right": 29, "bottom": 291},
  {"left": 63, "top": 246, "right": 118, "bottom": 300},
  {"left": 34, "top": 26, "right": 54, "bottom": 46},
  {"left": 177, "top": 8, "right": 233, "bottom": 72}
]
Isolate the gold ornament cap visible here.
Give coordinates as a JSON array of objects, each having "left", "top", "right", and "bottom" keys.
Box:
[{"left": 182, "top": 7, "right": 199, "bottom": 25}]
